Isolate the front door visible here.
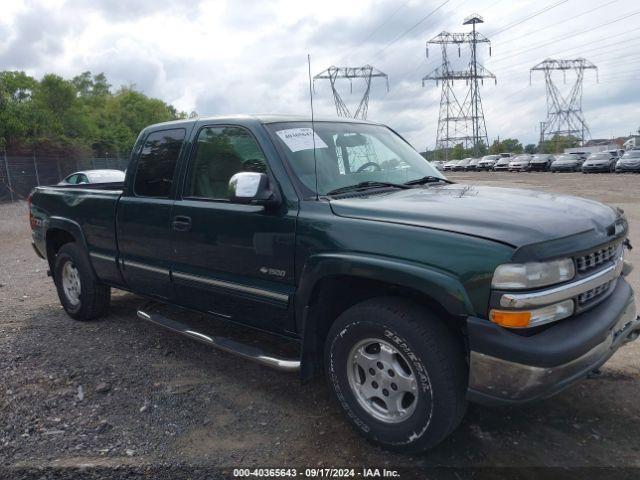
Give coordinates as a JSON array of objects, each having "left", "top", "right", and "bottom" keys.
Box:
[
  {"left": 170, "top": 125, "right": 296, "bottom": 333},
  {"left": 117, "top": 127, "right": 186, "bottom": 299}
]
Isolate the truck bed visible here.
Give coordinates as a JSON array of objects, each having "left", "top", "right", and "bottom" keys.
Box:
[{"left": 30, "top": 185, "right": 123, "bottom": 285}]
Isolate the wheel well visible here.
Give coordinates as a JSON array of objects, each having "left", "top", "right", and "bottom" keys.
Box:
[
  {"left": 46, "top": 228, "right": 76, "bottom": 269},
  {"left": 303, "top": 275, "right": 466, "bottom": 380}
]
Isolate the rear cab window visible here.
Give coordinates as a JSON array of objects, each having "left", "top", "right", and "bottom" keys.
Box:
[{"left": 133, "top": 128, "right": 186, "bottom": 198}]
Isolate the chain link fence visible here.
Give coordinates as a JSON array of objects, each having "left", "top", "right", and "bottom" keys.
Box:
[{"left": 0, "top": 153, "right": 130, "bottom": 202}]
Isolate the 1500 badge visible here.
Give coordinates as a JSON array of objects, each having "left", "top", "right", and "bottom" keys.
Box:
[{"left": 260, "top": 267, "right": 286, "bottom": 278}]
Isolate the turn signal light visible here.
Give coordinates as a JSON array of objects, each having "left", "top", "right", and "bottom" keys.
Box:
[{"left": 489, "top": 310, "right": 532, "bottom": 328}]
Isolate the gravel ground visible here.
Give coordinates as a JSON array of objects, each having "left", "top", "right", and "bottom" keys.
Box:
[{"left": 1, "top": 172, "right": 640, "bottom": 478}]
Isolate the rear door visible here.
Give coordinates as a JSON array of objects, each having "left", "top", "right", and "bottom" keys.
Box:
[
  {"left": 169, "top": 124, "right": 297, "bottom": 333},
  {"left": 116, "top": 127, "right": 187, "bottom": 299}
]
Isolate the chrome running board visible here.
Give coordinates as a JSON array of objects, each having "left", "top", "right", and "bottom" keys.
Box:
[{"left": 137, "top": 302, "right": 300, "bottom": 372}]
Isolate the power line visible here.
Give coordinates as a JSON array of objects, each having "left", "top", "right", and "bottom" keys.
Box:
[
  {"left": 493, "top": 0, "right": 619, "bottom": 45},
  {"left": 488, "top": 0, "right": 570, "bottom": 38},
  {"left": 372, "top": 0, "right": 451, "bottom": 60},
  {"left": 339, "top": 0, "right": 412, "bottom": 64},
  {"left": 494, "top": 33, "right": 640, "bottom": 82},
  {"left": 490, "top": 9, "right": 640, "bottom": 65}
]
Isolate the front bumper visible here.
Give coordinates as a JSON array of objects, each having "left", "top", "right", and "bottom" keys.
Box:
[
  {"left": 529, "top": 163, "right": 548, "bottom": 171},
  {"left": 582, "top": 164, "right": 610, "bottom": 172},
  {"left": 467, "top": 278, "right": 639, "bottom": 405},
  {"left": 552, "top": 164, "right": 579, "bottom": 171},
  {"left": 616, "top": 164, "right": 640, "bottom": 172}
]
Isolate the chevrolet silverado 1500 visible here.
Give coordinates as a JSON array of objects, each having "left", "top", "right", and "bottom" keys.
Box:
[{"left": 29, "top": 115, "right": 640, "bottom": 452}]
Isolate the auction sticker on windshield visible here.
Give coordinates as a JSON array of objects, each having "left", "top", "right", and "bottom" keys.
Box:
[{"left": 275, "top": 128, "right": 328, "bottom": 152}]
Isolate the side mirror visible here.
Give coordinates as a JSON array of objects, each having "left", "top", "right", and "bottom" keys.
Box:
[{"left": 228, "top": 172, "right": 277, "bottom": 206}]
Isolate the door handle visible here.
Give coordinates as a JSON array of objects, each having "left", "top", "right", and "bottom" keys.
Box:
[{"left": 172, "top": 215, "right": 192, "bottom": 232}]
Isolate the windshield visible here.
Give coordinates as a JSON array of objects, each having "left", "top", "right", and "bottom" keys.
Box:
[
  {"left": 512, "top": 155, "right": 531, "bottom": 161},
  {"left": 622, "top": 150, "right": 640, "bottom": 159},
  {"left": 555, "top": 155, "right": 575, "bottom": 161},
  {"left": 532, "top": 155, "right": 547, "bottom": 160},
  {"left": 588, "top": 153, "right": 610, "bottom": 160},
  {"left": 481, "top": 155, "right": 498, "bottom": 161},
  {"left": 266, "top": 122, "right": 444, "bottom": 195}
]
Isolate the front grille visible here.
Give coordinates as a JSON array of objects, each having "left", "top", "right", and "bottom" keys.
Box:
[
  {"left": 578, "top": 280, "right": 613, "bottom": 305},
  {"left": 576, "top": 243, "right": 620, "bottom": 273}
]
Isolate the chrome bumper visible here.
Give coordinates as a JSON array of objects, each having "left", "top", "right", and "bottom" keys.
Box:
[{"left": 468, "top": 296, "right": 639, "bottom": 405}]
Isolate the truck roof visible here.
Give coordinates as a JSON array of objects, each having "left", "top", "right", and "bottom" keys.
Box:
[{"left": 144, "top": 114, "right": 383, "bottom": 131}]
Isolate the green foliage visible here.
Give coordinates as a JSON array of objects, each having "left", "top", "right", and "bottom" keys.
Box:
[
  {"left": 0, "top": 70, "right": 185, "bottom": 156},
  {"left": 538, "top": 135, "right": 581, "bottom": 154},
  {"left": 489, "top": 138, "right": 523, "bottom": 155},
  {"left": 524, "top": 144, "right": 536, "bottom": 154},
  {"left": 424, "top": 141, "right": 488, "bottom": 161}
]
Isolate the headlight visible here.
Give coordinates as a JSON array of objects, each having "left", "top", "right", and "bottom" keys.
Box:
[{"left": 491, "top": 258, "right": 575, "bottom": 290}]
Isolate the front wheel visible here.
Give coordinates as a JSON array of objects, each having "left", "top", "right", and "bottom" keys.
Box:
[
  {"left": 324, "top": 298, "right": 467, "bottom": 452},
  {"left": 54, "top": 243, "right": 111, "bottom": 320}
]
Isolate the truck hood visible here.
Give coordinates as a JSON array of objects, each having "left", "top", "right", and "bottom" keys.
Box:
[{"left": 329, "top": 184, "right": 619, "bottom": 248}]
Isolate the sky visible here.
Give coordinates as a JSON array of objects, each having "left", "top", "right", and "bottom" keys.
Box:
[{"left": 1, "top": 0, "right": 639, "bottom": 150}]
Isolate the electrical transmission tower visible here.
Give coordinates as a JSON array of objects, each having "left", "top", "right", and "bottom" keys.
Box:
[
  {"left": 423, "top": 14, "right": 495, "bottom": 159},
  {"left": 313, "top": 65, "right": 389, "bottom": 120},
  {"left": 530, "top": 58, "right": 598, "bottom": 146}
]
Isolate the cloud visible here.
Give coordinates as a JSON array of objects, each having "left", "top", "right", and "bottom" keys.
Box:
[
  {"left": 0, "top": 0, "right": 638, "bottom": 149},
  {"left": 0, "top": 5, "right": 74, "bottom": 69}
]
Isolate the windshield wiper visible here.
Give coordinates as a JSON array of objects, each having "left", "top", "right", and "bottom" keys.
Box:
[
  {"left": 403, "top": 176, "right": 453, "bottom": 186},
  {"left": 326, "top": 181, "right": 411, "bottom": 196}
]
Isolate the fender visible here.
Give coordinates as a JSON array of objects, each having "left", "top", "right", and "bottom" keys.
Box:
[
  {"left": 44, "top": 217, "right": 97, "bottom": 278},
  {"left": 295, "top": 252, "right": 474, "bottom": 382},
  {"left": 45, "top": 216, "right": 90, "bottom": 255}
]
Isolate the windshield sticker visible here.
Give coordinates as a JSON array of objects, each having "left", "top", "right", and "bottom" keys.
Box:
[{"left": 275, "top": 128, "right": 328, "bottom": 153}]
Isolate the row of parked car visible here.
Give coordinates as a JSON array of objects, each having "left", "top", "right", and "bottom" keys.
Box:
[{"left": 433, "top": 149, "right": 640, "bottom": 173}]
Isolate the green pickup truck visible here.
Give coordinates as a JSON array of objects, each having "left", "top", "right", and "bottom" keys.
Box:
[{"left": 29, "top": 115, "right": 639, "bottom": 452}]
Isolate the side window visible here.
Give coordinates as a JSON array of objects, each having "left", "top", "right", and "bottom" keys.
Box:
[
  {"left": 65, "top": 174, "right": 78, "bottom": 184},
  {"left": 77, "top": 174, "right": 89, "bottom": 184},
  {"left": 187, "top": 126, "right": 267, "bottom": 200},
  {"left": 134, "top": 128, "right": 186, "bottom": 198}
]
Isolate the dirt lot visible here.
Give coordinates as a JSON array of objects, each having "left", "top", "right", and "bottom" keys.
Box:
[{"left": 1, "top": 172, "right": 640, "bottom": 478}]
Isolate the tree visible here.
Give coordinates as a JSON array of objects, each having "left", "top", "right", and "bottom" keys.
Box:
[
  {"left": 0, "top": 70, "right": 184, "bottom": 156},
  {"left": 500, "top": 138, "right": 523, "bottom": 154},
  {"left": 451, "top": 143, "right": 465, "bottom": 160},
  {"left": 538, "top": 135, "right": 580, "bottom": 154},
  {"left": 525, "top": 144, "right": 536, "bottom": 154}
]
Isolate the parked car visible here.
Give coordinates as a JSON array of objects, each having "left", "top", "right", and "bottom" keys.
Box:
[
  {"left": 508, "top": 154, "right": 532, "bottom": 172},
  {"left": 499, "top": 152, "right": 512, "bottom": 158},
  {"left": 529, "top": 154, "right": 555, "bottom": 172},
  {"left": 58, "top": 169, "right": 126, "bottom": 185},
  {"left": 550, "top": 154, "right": 584, "bottom": 172},
  {"left": 28, "top": 115, "right": 639, "bottom": 453},
  {"left": 477, "top": 154, "right": 500, "bottom": 170},
  {"left": 582, "top": 152, "right": 618, "bottom": 173},
  {"left": 615, "top": 150, "right": 640, "bottom": 173},
  {"left": 569, "top": 151, "right": 588, "bottom": 161},
  {"left": 466, "top": 158, "right": 482, "bottom": 171},
  {"left": 453, "top": 158, "right": 472, "bottom": 171},
  {"left": 431, "top": 161, "right": 445, "bottom": 171},
  {"left": 443, "top": 159, "right": 459, "bottom": 171},
  {"left": 493, "top": 156, "right": 512, "bottom": 171}
]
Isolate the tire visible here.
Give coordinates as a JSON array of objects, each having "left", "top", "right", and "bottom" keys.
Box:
[
  {"left": 53, "top": 243, "right": 111, "bottom": 320},
  {"left": 324, "top": 297, "right": 467, "bottom": 453}
]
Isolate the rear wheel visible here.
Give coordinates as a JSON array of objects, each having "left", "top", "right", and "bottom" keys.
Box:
[
  {"left": 324, "top": 297, "right": 467, "bottom": 452},
  {"left": 54, "top": 243, "right": 110, "bottom": 320}
]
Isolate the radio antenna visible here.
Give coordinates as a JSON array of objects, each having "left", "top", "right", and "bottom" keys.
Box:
[{"left": 307, "top": 54, "right": 319, "bottom": 200}]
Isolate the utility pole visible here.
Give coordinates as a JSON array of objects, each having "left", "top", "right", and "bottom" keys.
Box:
[
  {"left": 530, "top": 58, "right": 598, "bottom": 147},
  {"left": 313, "top": 65, "right": 389, "bottom": 120},
  {"left": 423, "top": 14, "right": 496, "bottom": 160}
]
